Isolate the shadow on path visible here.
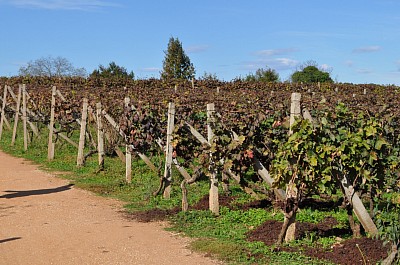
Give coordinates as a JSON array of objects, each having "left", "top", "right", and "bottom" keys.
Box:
[
  {"left": 0, "top": 237, "right": 22, "bottom": 244},
  {"left": 0, "top": 184, "right": 74, "bottom": 199}
]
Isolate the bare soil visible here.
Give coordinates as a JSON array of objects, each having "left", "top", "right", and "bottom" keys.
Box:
[
  {"left": 0, "top": 151, "right": 221, "bottom": 265},
  {"left": 246, "top": 219, "right": 389, "bottom": 265},
  {"left": 130, "top": 194, "right": 390, "bottom": 265}
]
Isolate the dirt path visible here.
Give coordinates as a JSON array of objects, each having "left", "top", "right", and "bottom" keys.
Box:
[{"left": 0, "top": 151, "right": 221, "bottom": 265}]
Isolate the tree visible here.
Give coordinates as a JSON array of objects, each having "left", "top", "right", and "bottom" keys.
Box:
[
  {"left": 199, "top": 71, "right": 219, "bottom": 81},
  {"left": 291, "top": 61, "right": 333, "bottom": 83},
  {"left": 245, "top": 67, "right": 280, "bottom": 82},
  {"left": 161, "top": 37, "right": 195, "bottom": 80},
  {"left": 19, "top": 56, "right": 87, "bottom": 77},
  {"left": 90, "top": 62, "right": 134, "bottom": 79}
]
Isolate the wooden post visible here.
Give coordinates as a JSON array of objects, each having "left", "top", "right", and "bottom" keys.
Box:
[
  {"left": 289, "top": 93, "right": 301, "bottom": 134},
  {"left": 138, "top": 153, "right": 158, "bottom": 173},
  {"left": 77, "top": 98, "right": 88, "bottom": 167},
  {"left": 126, "top": 145, "right": 132, "bottom": 184},
  {"left": 19, "top": 90, "right": 39, "bottom": 137},
  {"left": 6, "top": 86, "right": 17, "bottom": 103},
  {"left": 181, "top": 180, "right": 189, "bottom": 212},
  {"left": 11, "top": 85, "right": 22, "bottom": 146},
  {"left": 51, "top": 127, "right": 78, "bottom": 148},
  {"left": 184, "top": 122, "right": 208, "bottom": 144},
  {"left": 0, "top": 85, "right": 9, "bottom": 140},
  {"left": 96, "top": 102, "right": 105, "bottom": 170},
  {"left": 27, "top": 120, "right": 39, "bottom": 138},
  {"left": 172, "top": 158, "right": 191, "bottom": 181},
  {"left": 56, "top": 89, "right": 66, "bottom": 101},
  {"left": 163, "top": 102, "right": 175, "bottom": 199},
  {"left": 123, "top": 97, "right": 131, "bottom": 178},
  {"left": 102, "top": 110, "right": 127, "bottom": 140},
  {"left": 22, "top": 85, "right": 28, "bottom": 151},
  {"left": 341, "top": 176, "right": 378, "bottom": 236},
  {"left": 207, "top": 103, "right": 219, "bottom": 215},
  {"left": 0, "top": 101, "right": 11, "bottom": 131},
  {"left": 191, "top": 78, "right": 195, "bottom": 89},
  {"left": 47, "top": 86, "right": 56, "bottom": 160},
  {"left": 207, "top": 104, "right": 215, "bottom": 143},
  {"left": 124, "top": 97, "right": 130, "bottom": 108},
  {"left": 285, "top": 92, "right": 301, "bottom": 242},
  {"left": 253, "top": 158, "right": 286, "bottom": 200},
  {"left": 221, "top": 172, "right": 230, "bottom": 193}
]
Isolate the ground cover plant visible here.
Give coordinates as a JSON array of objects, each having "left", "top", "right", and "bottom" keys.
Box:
[{"left": 0, "top": 77, "right": 399, "bottom": 264}]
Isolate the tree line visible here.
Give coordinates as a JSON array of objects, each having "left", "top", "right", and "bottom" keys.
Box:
[{"left": 16, "top": 37, "right": 333, "bottom": 84}]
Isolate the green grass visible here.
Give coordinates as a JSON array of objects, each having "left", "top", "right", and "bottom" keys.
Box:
[
  {"left": 0, "top": 124, "right": 342, "bottom": 264},
  {"left": 167, "top": 206, "right": 337, "bottom": 265}
]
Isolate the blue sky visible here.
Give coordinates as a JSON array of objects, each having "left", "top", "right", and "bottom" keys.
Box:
[{"left": 0, "top": 0, "right": 399, "bottom": 84}]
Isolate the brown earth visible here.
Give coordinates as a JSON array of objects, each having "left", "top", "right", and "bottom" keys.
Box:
[
  {"left": 131, "top": 195, "right": 391, "bottom": 265},
  {"left": 0, "top": 151, "right": 221, "bottom": 265},
  {"left": 246, "top": 219, "right": 389, "bottom": 265}
]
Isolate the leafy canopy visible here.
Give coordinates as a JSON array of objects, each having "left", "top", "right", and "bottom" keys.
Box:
[
  {"left": 161, "top": 37, "right": 195, "bottom": 80},
  {"left": 291, "top": 61, "right": 333, "bottom": 83},
  {"left": 199, "top": 72, "right": 219, "bottom": 81},
  {"left": 245, "top": 67, "right": 280, "bottom": 82},
  {"left": 90, "top": 62, "right": 134, "bottom": 79}
]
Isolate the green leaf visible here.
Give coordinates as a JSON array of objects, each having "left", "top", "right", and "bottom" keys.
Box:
[
  {"left": 365, "top": 125, "right": 377, "bottom": 137},
  {"left": 368, "top": 151, "right": 378, "bottom": 165},
  {"left": 375, "top": 138, "right": 388, "bottom": 150},
  {"left": 309, "top": 156, "right": 318, "bottom": 167}
]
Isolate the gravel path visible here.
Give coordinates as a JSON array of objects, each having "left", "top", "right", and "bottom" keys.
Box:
[{"left": 0, "top": 151, "right": 220, "bottom": 265}]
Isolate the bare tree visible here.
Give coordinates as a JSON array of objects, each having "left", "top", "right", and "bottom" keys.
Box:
[{"left": 19, "top": 56, "right": 87, "bottom": 77}]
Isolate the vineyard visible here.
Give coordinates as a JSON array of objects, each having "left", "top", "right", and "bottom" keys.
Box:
[{"left": 0, "top": 76, "right": 399, "bottom": 264}]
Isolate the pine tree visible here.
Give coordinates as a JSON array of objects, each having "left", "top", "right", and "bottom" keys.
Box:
[{"left": 161, "top": 37, "right": 195, "bottom": 80}]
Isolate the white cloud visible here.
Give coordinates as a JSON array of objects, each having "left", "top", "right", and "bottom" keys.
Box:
[
  {"left": 345, "top": 60, "right": 354, "bottom": 67},
  {"left": 185, "top": 45, "right": 210, "bottom": 54},
  {"left": 254, "top": 48, "right": 298, "bottom": 57},
  {"left": 273, "top": 58, "right": 298, "bottom": 69},
  {"left": 356, "top": 68, "right": 374, "bottom": 74},
  {"left": 243, "top": 47, "right": 299, "bottom": 71},
  {"left": 242, "top": 58, "right": 298, "bottom": 71},
  {"left": 396, "top": 60, "right": 400, "bottom": 72},
  {"left": 352, "top": 46, "right": 381, "bottom": 53},
  {"left": 7, "top": 0, "right": 120, "bottom": 11}
]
